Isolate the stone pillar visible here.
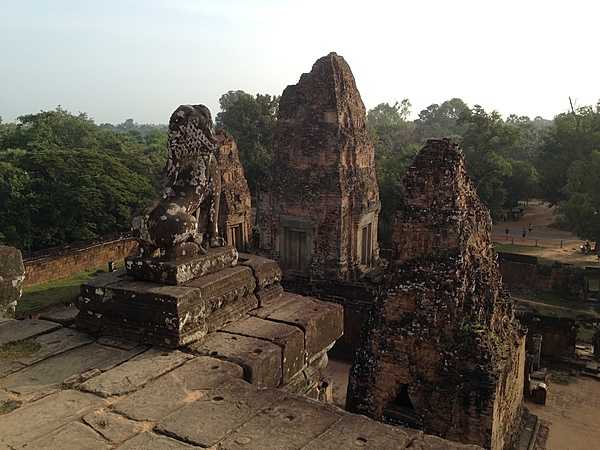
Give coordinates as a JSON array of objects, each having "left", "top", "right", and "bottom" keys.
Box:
[{"left": 0, "top": 246, "right": 25, "bottom": 318}]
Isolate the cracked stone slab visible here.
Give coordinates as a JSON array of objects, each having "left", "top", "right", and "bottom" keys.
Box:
[
  {"left": 79, "top": 349, "right": 193, "bottom": 397},
  {"left": 0, "top": 343, "right": 146, "bottom": 395},
  {"left": 0, "top": 328, "right": 92, "bottom": 378},
  {"left": 0, "top": 390, "right": 106, "bottom": 448},
  {"left": 39, "top": 304, "right": 79, "bottom": 326},
  {"left": 222, "top": 316, "right": 304, "bottom": 383},
  {"left": 113, "top": 356, "right": 243, "bottom": 422},
  {"left": 238, "top": 253, "right": 282, "bottom": 290},
  {"left": 83, "top": 409, "right": 142, "bottom": 444},
  {"left": 155, "top": 379, "right": 285, "bottom": 447},
  {"left": 14, "top": 327, "right": 94, "bottom": 366},
  {"left": 117, "top": 432, "right": 196, "bottom": 449},
  {"left": 25, "top": 421, "right": 111, "bottom": 450},
  {"left": 301, "top": 412, "right": 411, "bottom": 449},
  {"left": 251, "top": 293, "right": 344, "bottom": 357},
  {"left": 217, "top": 396, "right": 342, "bottom": 450},
  {"left": 189, "top": 331, "right": 282, "bottom": 388},
  {"left": 256, "top": 284, "right": 284, "bottom": 305},
  {"left": 0, "top": 319, "right": 61, "bottom": 345}
]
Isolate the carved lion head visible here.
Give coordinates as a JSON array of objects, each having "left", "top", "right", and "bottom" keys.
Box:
[{"left": 168, "top": 104, "right": 217, "bottom": 154}]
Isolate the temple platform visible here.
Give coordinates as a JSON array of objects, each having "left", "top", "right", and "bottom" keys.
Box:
[{"left": 0, "top": 318, "right": 481, "bottom": 449}]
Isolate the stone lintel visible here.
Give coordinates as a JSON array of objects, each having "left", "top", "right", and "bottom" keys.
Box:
[{"left": 125, "top": 246, "right": 238, "bottom": 285}]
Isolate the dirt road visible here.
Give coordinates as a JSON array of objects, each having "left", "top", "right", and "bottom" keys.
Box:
[
  {"left": 493, "top": 201, "right": 598, "bottom": 266},
  {"left": 528, "top": 377, "right": 600, "bottom": 450}
]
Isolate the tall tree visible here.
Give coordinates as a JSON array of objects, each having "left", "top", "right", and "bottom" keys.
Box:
[{"left": 215, "top": 90, "right": 279, "bottom": 195}]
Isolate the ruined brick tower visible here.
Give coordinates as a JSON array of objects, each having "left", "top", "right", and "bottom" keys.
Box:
[
  {"left": 215, "top": 129, "right": 252, "bottom": 251},
  {"left": 257, "top": 52, "right": 380, "bottom": 281},
  {"left": 346, "top": 139, "right": 525, "bottom": 450}
]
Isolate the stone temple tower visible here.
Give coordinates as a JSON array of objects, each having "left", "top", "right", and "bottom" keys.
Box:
[
  {"left": 347, "top": 139, "right": 525, "bottom": 450},
  {"left": 257, "top": 52, "right": 380, "bottom": 281}
]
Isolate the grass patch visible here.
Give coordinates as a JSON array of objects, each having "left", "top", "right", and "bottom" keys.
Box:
[
  {"left": 516, "top": 292, "right": 600, "bottom": 320},
  {"left": 0, "top": 400, "right": 21, "bottom": 415},
  {"left": 0, "top": 339, "right": 41, "bottom": 360},
  {"left": 494, "top": 243, "right": 544, "bottom": 254},
  {"left": 17, "top": 264, "right": 119, "bottom": 316}
]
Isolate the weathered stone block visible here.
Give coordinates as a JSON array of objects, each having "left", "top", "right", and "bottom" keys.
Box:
[
  {"left": 238, "top": 253, "right": 282, "bottom": 290},
  {"left": 0, "top": 319, "right": 60, "bottom": 345},
  {"left": 112, "top": 356, "right": 243, "bottom": 422},
  {"left": 125, "top": 246, "right": 238, "bottom": 285},
  {"left": 76, "top": 265, "right": 256, "bottom": 348},
  {"left": 301, "top": 413, "right": 411, "bottom": 450},
  {"left": 0, "top": 390, "right": 106, "bottom": 448},
  {"left": 251, "top": 292, "right": 343, "bottom": 358},
  {"left": 0, "top": 343, "right": 145, "bottom": 395},
  {"left": 25, "top": 421, "right": 111, "bottom": 450},
  {"left": 83, "top": 409, "right": 142, "bottom": 444},
  {"left": 188, "top": 331, "right": 282, "bottom": 388},
  {"left": 155, "top": 379, "right": 285, "bottom": 447},
  {"left": 5, "top": 327, "right": 93, "bottom": 367},
  {"left": 222, "top": 316, "right": 305, "bottom": 383},
  {"left": 0, "top": 246, "right": 25, "bottom": 319},
  {"left": 216, "top": 396, "right": 342, "bottom": 449},
  {"left": 39, "top": 304, "right": 79, "bottom": 326},
  {"left": 281, "top": 352, "right": 328, "bottom": 397},
  {"left": 79, "top": 348, "right": 192, "bottom": 397},
  {"left": 118, "top": 432, "right": 196, "bottom": 449}
]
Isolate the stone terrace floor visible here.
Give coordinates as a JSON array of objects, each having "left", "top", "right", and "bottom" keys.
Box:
[{"left": 0, "top": 316, "right": 481, "bottom": 449}]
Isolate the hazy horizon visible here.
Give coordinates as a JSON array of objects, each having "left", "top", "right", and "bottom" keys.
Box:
[{"left": 2, "top": 0, "right": 599, "bottom": 124}]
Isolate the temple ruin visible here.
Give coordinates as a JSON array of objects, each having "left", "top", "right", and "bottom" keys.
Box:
[
  {"left": 258, "top": 52, "right": 381, "bottom": 281},
  {"left": 216, "top": 129, "right": 253, "bottom": 251},
  {"left": 346, "top": 139, "right": 526, "bottom": 450},
  {"left": 0, "top": 56, "right": 534, "bottom": 450}
]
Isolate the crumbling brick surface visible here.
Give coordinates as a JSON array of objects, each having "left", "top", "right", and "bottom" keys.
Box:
[
  {"left": 258, "top": 52, "right": 380, "bottom": 281},
  {"left": 215, "top": 129, "right": 253, "bottom": 251},
  {"left": 347, "top": 139, "right": 525, "bottom": 450}
]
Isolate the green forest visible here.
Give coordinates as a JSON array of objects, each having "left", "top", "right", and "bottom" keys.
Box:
[{"left": 1, "top": 94, "right": 599, "bottom": 252}]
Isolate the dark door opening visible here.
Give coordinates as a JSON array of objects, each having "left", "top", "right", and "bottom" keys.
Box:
[
  {"left": 383, "top": 384, "right": 422, "bottom": 429},
  {"left": 282, "top": 228, "right": 309, "bottom": 272},
  {"left": 230, "top": 224, "right": 244, "bottom": 251}
]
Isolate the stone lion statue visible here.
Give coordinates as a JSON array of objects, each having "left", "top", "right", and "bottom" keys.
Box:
[{"left": 133, "top": 104, "right": 223, "bottom": 259}]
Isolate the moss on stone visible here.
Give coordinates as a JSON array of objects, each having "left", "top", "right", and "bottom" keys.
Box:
[
  {"left": 0, "top": 399, "right": 21, "bottom": 415},
  {"left": 0, "top": 339, "right": 41, "bottom": 360}
]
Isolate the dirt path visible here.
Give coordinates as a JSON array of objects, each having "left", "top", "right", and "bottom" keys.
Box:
[
  {"left": 493, "top": 200, "right": 598, "bottom": 266},
  {"left": 527, "top": 377, "right": 600, "bottom": 450}
]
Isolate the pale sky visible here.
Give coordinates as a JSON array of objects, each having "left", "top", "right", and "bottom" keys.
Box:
[{"left": 1, "top": 0, "right": 598, "bottom": 124}]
